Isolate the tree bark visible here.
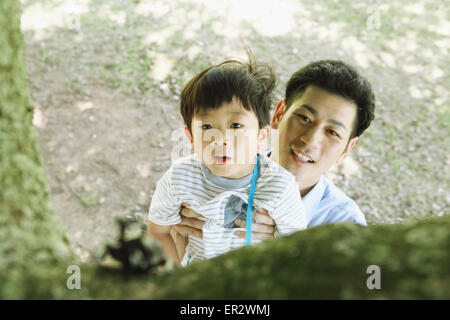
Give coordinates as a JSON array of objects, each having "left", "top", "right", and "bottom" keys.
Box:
[
  {"left": 1, "top": 0, "right": 449, "bottom": 300},
  {"left": 0, "top": 0, "right": 75, "bottom": 299},
  {"left": 154, "top": 216, "right": 450, "bottom": 299}
]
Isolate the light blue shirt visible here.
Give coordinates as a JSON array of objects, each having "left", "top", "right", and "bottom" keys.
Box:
[{"left": 302, "top": 175, "right": 367, "bottom": 227}]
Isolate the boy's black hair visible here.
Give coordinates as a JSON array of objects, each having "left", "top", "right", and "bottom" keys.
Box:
[
  {"left": 285, "top": 60, "right": 375, "bottom": 138},
  {"left": 180, "top": 47, "right": 276, "bottom": 133}
]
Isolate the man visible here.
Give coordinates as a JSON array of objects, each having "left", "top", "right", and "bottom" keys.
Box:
[{"left": 171, "top": 60, "right": 375, "bottom": 251}]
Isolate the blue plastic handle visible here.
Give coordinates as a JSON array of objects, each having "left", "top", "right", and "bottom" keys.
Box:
[{"left": 246, "top": 155, "right": 259, "bottom": 245}]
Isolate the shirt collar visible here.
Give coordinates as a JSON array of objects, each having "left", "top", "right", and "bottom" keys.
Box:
[
  {"left": 200, "top": 160, "right": 253, "bottom": 189},
  {"left": 301, "top": 175, "right": 327, "bottom": 217}
]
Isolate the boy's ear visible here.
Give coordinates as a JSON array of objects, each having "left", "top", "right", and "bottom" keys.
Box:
[
  {"left": 184, "top": 126, "right": 193, "bottom": 144},
  {"left": 337, "top": 136, "right": 358, "bottom": 165},
  {"left": 271, "top": 99, "right": 287, "bottom": 130},
  {"left": 257, "top": 126, "right": 270, "bottom": 152}
]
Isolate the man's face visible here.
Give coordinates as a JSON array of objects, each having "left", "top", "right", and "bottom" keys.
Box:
[
  {"left": 271, "top": 85, "right": 358, "bottom": 193},
  {"left": 186, "top": 98, "right": 268, "bottom": 179}
]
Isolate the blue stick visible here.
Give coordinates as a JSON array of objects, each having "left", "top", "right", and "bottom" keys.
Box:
[{"left": 246, "top": 155, "right": 259, "bottom": 245}]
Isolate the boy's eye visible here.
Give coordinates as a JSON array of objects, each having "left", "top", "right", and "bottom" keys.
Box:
[
  {"left": 230, "top": 123, "right": 243, "bottom": 129},
  {"left": 295, "top": 114, "right": 311, "bottom": 123},
  {"left": 201, "top": 124, "right": 212, "bottom": 130}
]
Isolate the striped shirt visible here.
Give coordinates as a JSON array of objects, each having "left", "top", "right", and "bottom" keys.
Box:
[{"left": 148, "top": 152, "right": 306, "bottom": 265}]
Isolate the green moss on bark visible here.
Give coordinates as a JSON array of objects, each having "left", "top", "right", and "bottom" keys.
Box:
[
  {"left": 153, "top": 216, "right": 450, "bottom": 299},
  {"left": 0, "top": 0, "right": 75, "bottom": 299}
]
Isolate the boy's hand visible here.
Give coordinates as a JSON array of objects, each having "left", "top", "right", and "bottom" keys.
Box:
[{"left": 233, "top": 209, "right": 275, "bottom": 240}]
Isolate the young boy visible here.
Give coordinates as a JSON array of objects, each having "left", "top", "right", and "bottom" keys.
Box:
[{"left": 147, "top": 51, "right": 306, "bottom": 266}]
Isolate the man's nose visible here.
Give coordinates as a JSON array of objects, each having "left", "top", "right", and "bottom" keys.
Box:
[{"left": 300, "top": 127, "right": 322, "bottom": 149}]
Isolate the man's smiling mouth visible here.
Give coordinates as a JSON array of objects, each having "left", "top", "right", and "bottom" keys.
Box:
[{"left": 290, "top": 148, "right": 315, "bottom": 163}]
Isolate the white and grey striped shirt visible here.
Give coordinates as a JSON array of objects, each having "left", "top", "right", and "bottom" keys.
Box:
[{"left": 148, "top": 152, "right": 306, "bottom": 265}]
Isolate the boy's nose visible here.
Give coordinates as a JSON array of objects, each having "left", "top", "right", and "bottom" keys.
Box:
[{"left": 213, "top": 131, "right": 231, "bottom": 145}]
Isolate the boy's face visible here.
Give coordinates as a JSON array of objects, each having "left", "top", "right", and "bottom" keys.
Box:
[
  {"left": 271, "top": 85, "right": 358, "bottom": 193},
  {"left": 185, "top": 98, "right": 268, "bottom": 179}
]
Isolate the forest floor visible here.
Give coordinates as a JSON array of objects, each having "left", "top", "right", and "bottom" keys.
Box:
[{"left": 20, "top": 0, "right": 449, "bottom": 261}]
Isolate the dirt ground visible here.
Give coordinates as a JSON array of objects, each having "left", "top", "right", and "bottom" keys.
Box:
[{"left": 20, "top": 0, "right": 449, "bottom": 262}]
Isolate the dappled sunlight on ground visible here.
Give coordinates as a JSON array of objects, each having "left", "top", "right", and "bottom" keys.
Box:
[
  {"left": 97, "top": 4, "right": 126, "bottom": 26},
  {"left": 150, "top": 53, "right": 174, "bottom": 82},
  {"left": 75, "top": 101, "right": 95, "bottom": 111},
  {"left": 20, "top": 0, "right": 91, "bottom": 40},
  {"left": 32, "top": 108, "right": 47, "bottom": 129}
]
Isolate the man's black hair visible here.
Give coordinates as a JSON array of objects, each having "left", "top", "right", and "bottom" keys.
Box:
[{"left": 285, "top": 60, "right": 375, "bottom": 138}]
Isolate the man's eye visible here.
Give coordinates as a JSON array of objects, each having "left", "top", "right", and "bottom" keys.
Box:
[
  {"left": 295, "top": 114, "right": 311, "bottom": 123},
  {"left": 230, "top": 123, "right": 243, "bottom": 129},
  {"left": 328, "top": 130, "right": 340, "bottom": 138},
  {"left": 201, "top": 124, "right": 212, "bottom": 130}
]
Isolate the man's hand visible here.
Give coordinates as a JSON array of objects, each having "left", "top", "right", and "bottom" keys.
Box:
[
  {"left": 171, "top": 205, "right": 275, "bottom": 262},
  {"left": 233, "top": 208, "right": 275, "bottom": 240},
  {"left": 172, "top": 205, "right": 205, "bottom": 238},
  {"left": 172, "top": 205, "right": 275, "bottom": 241},
  {"left": 171, "top": 204, "right": 205, "bottom": 261}
]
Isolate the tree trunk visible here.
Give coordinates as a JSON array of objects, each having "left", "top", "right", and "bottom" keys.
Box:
[
  {"left": 1, "top": 0, "right": 449, "bottom": 300},
  {"left": 0, "top": 0, "right": 77, "bottom": 299}
]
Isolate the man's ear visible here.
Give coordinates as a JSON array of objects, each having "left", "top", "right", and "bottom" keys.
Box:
[
  {"left": 184, "top": 126, "right": 193, "bottom": 144},
  {"left": 337, "top": 136, "right": 358, "bottom": 165},
  {"left": 271, "top": 99, "right": 287, "bottom": 130}
]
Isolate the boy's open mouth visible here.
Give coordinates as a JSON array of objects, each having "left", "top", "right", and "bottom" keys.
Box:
[{"left": 214, "top": 156, "right": 231, "bottom": 164}]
